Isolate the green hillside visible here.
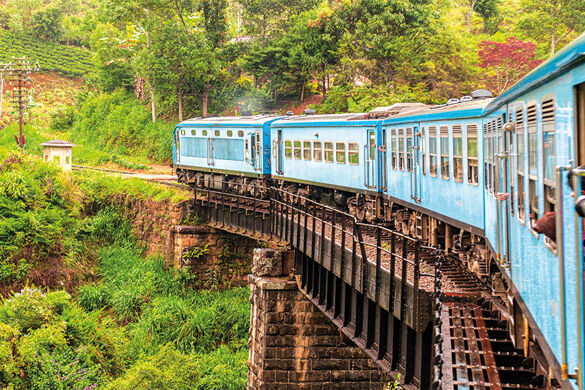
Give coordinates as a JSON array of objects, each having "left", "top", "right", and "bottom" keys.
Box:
[{"left": 0, "top": 31, "right": 93, "bottom": 78}]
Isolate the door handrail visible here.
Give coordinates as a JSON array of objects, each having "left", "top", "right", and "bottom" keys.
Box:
[{"left": 555, "top": 165, "right": 572, "bottom": 381}]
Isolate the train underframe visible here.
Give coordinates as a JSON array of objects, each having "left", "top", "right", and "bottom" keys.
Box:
[{"left": 177, "top": 167, "right": 563, "bottom": 388}]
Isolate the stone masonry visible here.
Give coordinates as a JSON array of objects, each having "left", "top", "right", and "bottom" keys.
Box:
[{"left": 248, "top": 249, "right": 393, "bottom": 389}]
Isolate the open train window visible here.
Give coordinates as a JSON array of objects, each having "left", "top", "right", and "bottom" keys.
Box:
[
  {"left": 238, "top": 130, "right": 244, "bottom": 137},
  {"left": 527, "top": 103, "right": 539, "bottom": 230},
  {"left": 484, "top": 123, "right": 489, "bottom": 190},
  {"left": 429, "top": 126, "right": 437, "bottom": 176},
  {"left": 467, "top": 124, "right": 478, "bottom": 185},
  {"left": 293, "top": 140, "right": 301, "bottom": 159},
  {"left": 508, "top": 110, "right": 515, "bottom": 216},
  {"left": 348, "top": 142, "right": 359, "bottom": 164},
  {"left": 313, "top": 141, "right": 322, "bottom": 161},
  {"left": 272, "top": 140, "right": 276, "bottom": 158},
  {"left": 336, "top": 142, "right": 346, "bottom": 163},
  {"left": 324, "top": 142, "right": 333, "bottom": 162},
  {"left": 406, "top": 127, "right": 413, "bottom": 172},
  {"left": 440, "top": 126, "right": 449, "bottom": 180},
  {"left": 398, "top": 128, "right": 405, "bottom": 170},
  {"left": 542, "top": 96, "right": 556, "bottom": 214},
  {"left": 516, "top": 108, "right": 526, "bottom": 222},
  {"left": 453, "top": 125, "right": 463, "bottom": 182},
  {"left": 202, "top": 130, "right": 208, "bottom": 136},
  {"left": 227, "top": 130, "right": 233, "bottom": 137},
  {"left": 214, "top": 130, "right": 220, "bottom": 137},
  {"left": 486, "top": 122, "right": 495, "bottom": 194},
  {"left": 391, "top": 129, "right": 397, "bottom": 169},
  {"left": 181, "top": 129, "right": 185, "bottom": 135},
  {"left": 284, "top": 140, "right": 292, "bottom": 159},
  {"left": 191, "top": 130, "right": 196, "bottom": 136},
  {"left": 303, "top": 141, "right": 311, "bottom": 160},
  {"left": 421, "top": 127, "right": 426, "bottom": 175}
]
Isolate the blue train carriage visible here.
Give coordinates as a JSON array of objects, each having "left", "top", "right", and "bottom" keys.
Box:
[
  {"left": 173, "top": 115, "right": 281, "bottom": 195},
  {"left": 378, "top": 95, "right": 493, "bottom": 275},
  {"left": 482, "top": 33, "right": 585, "bottom": 389},
  {"left": 270, "top": 113, "right": 387, "bottom": 219}
]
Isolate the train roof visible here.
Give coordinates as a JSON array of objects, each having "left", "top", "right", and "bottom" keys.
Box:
[
  {"left": 177, "top": 115, "right": 282, "bottom": 127},
  {"left": 381, "top": 98, "right": 492, "bottom": 125},
  {"left": 271, "top": 113, "right": 378, "bottom": 127},
  {"left": 486, "top": 32, "right": 585, "bottom": 113}
]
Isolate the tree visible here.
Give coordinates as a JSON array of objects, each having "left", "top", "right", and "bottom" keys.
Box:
[
  {"left": 518, "top": 0, "right": 585, "bottom": 55},
  {"left": 31, "top": 7, "right": 65, "bottom": 41},
  {"left": 458, "top": 0, "right": 499, "bottom": 33},
  {"left": 478, "top": 37, "right": 543, "bottom": 94}
]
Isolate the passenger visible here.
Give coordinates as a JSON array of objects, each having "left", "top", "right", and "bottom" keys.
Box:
[{"left": 533, "top": 167, "right": 585, "bottom": 245}]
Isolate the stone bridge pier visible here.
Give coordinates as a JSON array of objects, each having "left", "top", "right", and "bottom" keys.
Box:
[{"left": 247, "top": 248, "right": 393, "bottom": 390}]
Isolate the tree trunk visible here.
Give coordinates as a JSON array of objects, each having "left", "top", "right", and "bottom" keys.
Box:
[
  {"left": 203, "top": 83, "right": 210, "bottom": 117},
  {"left": 178, "top": 84, "right": 183, "bottom": 122},
  {"left": 151, "top": 89, "right": 157, "bottom": 122},
  {"left": 322, "top": 66, "right": 327, "bottom": 96},
  {"left": 0, "top": 74, "right": 4, "bottom": 119},
  {"left": 300, "top": 82, "right": 305, "bottom": 102},
  {"left": 551, "top": 29, "right": 556, "bottom": 56}
]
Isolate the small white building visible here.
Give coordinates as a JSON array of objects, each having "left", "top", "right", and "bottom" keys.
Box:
[{"left": 40, "top": 140, "right": 76, "bottom": 171}]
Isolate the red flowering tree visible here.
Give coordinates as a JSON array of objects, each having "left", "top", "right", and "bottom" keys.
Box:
[{"left": 478, "top": 37, "right": 544, "bottom": 94}]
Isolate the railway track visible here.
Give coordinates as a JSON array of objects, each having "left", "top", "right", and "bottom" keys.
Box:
[
  {"left": 72, "top": 164, "right": 190, "bottom": 189},
  {"left": 199, "top": 187, "right": 546, "bottom": 389}
]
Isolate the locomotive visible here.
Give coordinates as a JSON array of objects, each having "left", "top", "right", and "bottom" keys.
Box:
[{"left": 173, "top": 34, "right": 585, "bottom": 388}]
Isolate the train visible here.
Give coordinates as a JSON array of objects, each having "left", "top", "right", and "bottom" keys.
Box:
[{"left": 173, "top": 34, "right": 585, "bottom": 389}]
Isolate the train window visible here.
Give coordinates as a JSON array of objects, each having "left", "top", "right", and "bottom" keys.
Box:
[
  {"left": 313, "top": 141, "right": 322, "bottom": 161},
  {"left": 324, "top": 142, "right": 333, "bottom": 162},
  {"left": 336, "top": 142, "right": 346, "bottom": 163},
  {"left": 466, "top": 125, "right": 478, "bottom": 185},
  {"left": 453, "top": 125, "right": 463, "bottom": 182},
  {"left": 369, "top": 133, "right": 376, "bottom": 160},
  {"left": 285, "top": 140, "right": 292, "bottom": 159},
  {"left": 508, "top": 110, "right": 515, "bottom": 217},
  {"left": 516, "top": 108, "right": 526, "bottom": 222},
  {"left": 191, "top": 130, "right": 196, "bottom": 136},
  {"left": 484, "top": 124, "right": 488, "bottom": 190},
  {"left": 181, "top": 129, "right": 185, "bottom": 135},
  {"left": 398, "top": 128, "right": 404, "bottom": 171},
  {"left": 527, "top": 103, "right": 539, "bottom": 228},
  {"left": 429, "top": 126, "right": 437, "bottom": 176},
  {"left": 406, "top": 127, "right": 413, "bottom": 172},
  {"left": 238, "top": 130, "right": 244, "bottom": 137},
  {"left": 245, "top": 139, "right": 249, "bottom": 161},
  {"left": 440, "top": 126, "right": 449, "bottom": 180},
  {"left": 272, "top": 140, "right": 276, "bottom": 158},
  {"left": 202, "top": 130, "right": 208, "bottom": 136},
  {"left": 303, "top": 141, "right": 311, "bottom": 160},
  {"left": 214, "top": 130, "right": 220, "bottom": 136},
  {"left": 227, "top": 130, "right": 233, "bottom": 137},
  {"left": 391, "top": 129, "right": 397, "bottom": 169},
  {"left": 293, "top": 140, "right": 301, "bottom": 159},
  {"left": 486, "top": 122, "right": 494, "bottom": 193},
  {"left": 348, "top": 142, "right": 359, "bottom": 164},
  {"left": 542, "top": 96, "right": 556, "bottom": 214},
  {"left": 421, "top": 127, "right": 426, "bottom": 175}
]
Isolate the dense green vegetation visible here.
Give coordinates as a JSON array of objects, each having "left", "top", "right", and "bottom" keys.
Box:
[
  {"left": 0, "top": 153, "right": 247, "bottom": 389},
  {"left": 0, "top": 32, "right": 93, "bottom": 78}
]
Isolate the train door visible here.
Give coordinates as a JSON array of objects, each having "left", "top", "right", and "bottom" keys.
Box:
[
  {"left": 277, "top": 129, "right": 283, "bottom": 175},
  {"left": 254, "top": 129, "right": 262, "bottom": 171},
  {"left": 207, "top": 132, "right": 215, "bottom": 166},
  {"left": 379, "top": 128, "right": 387, "bottom": 191},
  {"left": 409, "top": 127, "right": 421, "bottom": 203},
  {"left": 572, "top": 82, "right": 585, "bottom": 387},
  {"left": 494, "top": 115, "right": 510, "bottom": 265},
  {"left": 365, "top": 129, "right": 377, "bottom": 189}
]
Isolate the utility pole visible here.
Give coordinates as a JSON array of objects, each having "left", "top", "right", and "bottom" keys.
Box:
[{"left": 2, "top": 57, "right": 39, "bottom": 149}]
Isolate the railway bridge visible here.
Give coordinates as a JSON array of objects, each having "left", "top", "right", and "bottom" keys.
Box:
[{"left": 189, "top": 183, "right": 546, "bottom": 390}]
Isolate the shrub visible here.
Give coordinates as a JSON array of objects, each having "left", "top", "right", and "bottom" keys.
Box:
[{"left": 26, "top": 349, "right": 100, "bottom": 390}]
